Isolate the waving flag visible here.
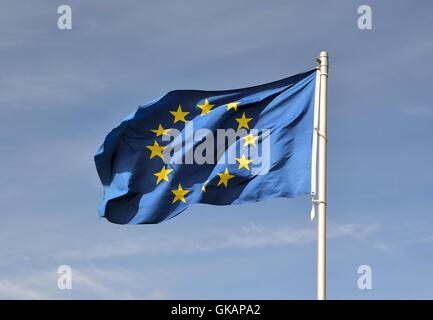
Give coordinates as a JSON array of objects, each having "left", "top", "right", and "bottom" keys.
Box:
[{"left": 95, "top": 69, "right": 317, "bottom": 224}]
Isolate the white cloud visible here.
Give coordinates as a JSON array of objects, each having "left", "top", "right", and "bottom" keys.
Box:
[
  {"left": 0, "top": 267, "right": 141, "bottom": 300},
  {"left": 0, "top": 280, "right": 49, "bottom": 300},
  {"left": 147, "top": 289, "right": 169, "bottom": 300},
  {"left": 0, "top": 70, "right": 107, "bottom": 110},
  {"left": 328, "top": 221, "right": 392, "bottom": 254},
  {"left": 0, "top": 221, "right": 386, "bottom": 299},
  {"left": 59, "top": 221, "right": 384, "bottom": 261},
  {"left": 402, "top": 105, "right": 433, "bottom": 118}
]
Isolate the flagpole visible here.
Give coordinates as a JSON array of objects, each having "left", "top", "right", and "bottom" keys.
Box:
[{"left": 317, "top": 51, "right": 328, "bottom": 300}]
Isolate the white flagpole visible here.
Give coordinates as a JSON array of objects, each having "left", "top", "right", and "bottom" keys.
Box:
[
  {"left": 317, "top": 51, "right": 328, "bottom": 300},
  {"left": 310, "top": 68, "right": 321, "bottom": 221}
]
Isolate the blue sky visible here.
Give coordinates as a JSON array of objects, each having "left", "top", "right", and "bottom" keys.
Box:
[{"left": 0, "top": 0, "right": 432, "bottom": 299}]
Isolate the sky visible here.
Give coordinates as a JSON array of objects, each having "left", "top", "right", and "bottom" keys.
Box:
[{"left": 0, "top": 0, "right": 432, "bottom": 299}]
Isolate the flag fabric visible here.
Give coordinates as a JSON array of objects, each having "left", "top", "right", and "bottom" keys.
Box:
[{"left": 95, "top": 70, "right": 317, "bottom": 224}]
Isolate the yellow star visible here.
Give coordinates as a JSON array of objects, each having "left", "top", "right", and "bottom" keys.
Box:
[
  {"left": 170, "top": 105, "right": 190, "bottom": 123},
  {"left": 235, "top": 154, "right": 253, "bottom": 171},
  {"left": 171, "top": 184, "right": 190, "bottom": 204},
  {"left": 146, "top": 141, "right": 165, "bottom": 160},
  {"left": 153, "top": 166, "right": 173, "bottom": 185},
  {"left": 201, "top": 180, "right": 209, "bottom": 192},
  {"left": 242, "top": 134, "right": 258, "bottom": 147},
  {"left": 235, "top": 112, "right": 252, "bottom": 130},
  {"left": 226, "top": 102, "right": 240, "bottom": 111},
  {"left": 197, "top": 99, "right": 215, "bottom": 116},
  {"left": 151, "top": 124, "right": 170, "bottom": 137},
  {"left": 217, "top": 168, "right": 235, "bottom": 187}
]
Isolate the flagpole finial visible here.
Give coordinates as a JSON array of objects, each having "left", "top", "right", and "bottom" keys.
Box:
[
  {"left": 318, "top": 52, "right": 329, "bottom": 78},
  {"left": 316, "top": 51, "right": 328, "bottom": 68}
]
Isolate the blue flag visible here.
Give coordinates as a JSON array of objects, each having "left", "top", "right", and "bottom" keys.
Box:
[{"left": 95, "top": 70, "right": 317, "bottom": 224}]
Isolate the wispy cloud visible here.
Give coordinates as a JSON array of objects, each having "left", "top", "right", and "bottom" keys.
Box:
[
  {"left": 59, "top": 221, "right": 384, "bottom": 261},
  {"left": 328, "top": 221, "right": 392, "bottom": 254},
  {"left": 402, "top": 105, "right": 433, "bottom": 118},
  {"left": 0, "top": 221, "right": 386, "bottom": 299},
  {"left": 0, "top": 267, "right": 141, "bottom": 300},
  {"left": 0, "top": 69, "right": 107, "bottom": 110},
  {"left": 0, "top": 280, "right": 49, "bottom": 300},
  {"left": 147, "top": 288, "right": 169, "bottom": 300}
]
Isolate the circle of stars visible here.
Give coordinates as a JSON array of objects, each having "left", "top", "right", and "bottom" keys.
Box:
[{"left": 144, "top": 97, "right": 259, "bottom": 204}]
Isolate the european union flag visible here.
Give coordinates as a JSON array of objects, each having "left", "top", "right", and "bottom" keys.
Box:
[{"left": 95, "top": 70, "right": 317, "bottom": 224}]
